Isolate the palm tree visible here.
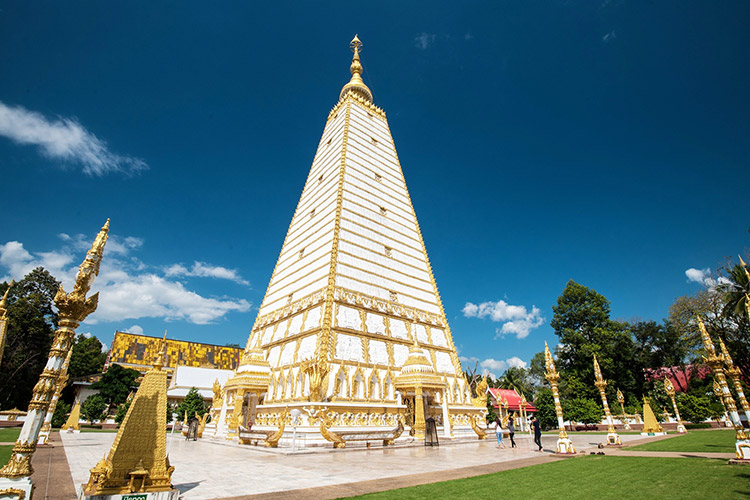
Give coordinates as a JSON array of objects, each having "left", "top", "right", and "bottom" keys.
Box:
[{"left": 718, "top": 259, "right": 750, "bottom": 319}]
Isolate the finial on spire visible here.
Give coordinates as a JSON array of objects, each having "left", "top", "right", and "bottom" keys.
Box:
[
  {"left": 740, "top": 255, "right": 750, "bottom": 283},
  {"left": 154, "top": 330, "right": 167, "bottom": 369},
  {"left": 340, "top": 35, "right": 373, "bottom": 103},
  {"left": 593, "top": 355, "right": 603, "bottom": 381},
  {"left": 0, "top": 280, "right": 14, "bottom": 309}
]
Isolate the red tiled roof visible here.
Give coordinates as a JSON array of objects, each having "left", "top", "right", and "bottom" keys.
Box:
[
  {"left": 644, "top": 365, "right": 710, "bottom": 393},
  {"left": 488, "top": 388, "right": 537, "bottom": 412}
]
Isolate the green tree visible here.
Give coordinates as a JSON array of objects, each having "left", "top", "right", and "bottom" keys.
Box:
[
  {"left": 528, "top": 351, "right": 547, "bottom": 387},
  {"left": 175, "top": 387, "right": 207, "bottom": 421},
  {"left": 51, "top": 400, "right": 71, "bottom": 428},
  {"left": 551, "top": 280, "right": 638, "bottom": 400},
  {"left": 630, "top": 320, "right": 690, "bottom": 393},
  {"left": 563, "top": 397, "right": 603, "bottom": 425},
  {"left": 0, "top": 268, "right": 60, "bottom": 409},
  {"left": 81, "top": 394, "right": 108, "bottom": 423},
  {"left": 91, "top": 364, "right": 140, "bottom": 409},
  {"left": 68, "top": 334, "right": 107, "bottom": 379},
  {"left": 534, "top": 388, "right": 557, "bottom": 430},
  {"left": 676, "top": 393, "right": 712, "bottom": 423},
  {"left": 114, "top": 401, "right": 130, "bottom": 425},
  {"left": 497, "top": 366, "right": 534, "bottom": 402}
]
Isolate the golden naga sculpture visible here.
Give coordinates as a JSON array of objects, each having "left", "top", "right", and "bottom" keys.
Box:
[
  {"left": 301, "top": 357, "right": 329, "bottom": 402},
  {"left": 718, "top": 336, "right": 750, "bottom": 425},
  {"left": 0, "top": 220, "right": 109, "bottom": 496},
  {"left": 592, "top": 355, "right": 622, "bottom": 445},
  {"left": 212, "top": 379, "right": 224, "bottom": 409},
  {"left": 698, "top": 316, "right": 750, "bottom": 459},
  {"left": 544, "top": 341, "right": 575, "bottom": 453},
  {"left": 471, "top": 375, "right": 488, "bottom": 407}
]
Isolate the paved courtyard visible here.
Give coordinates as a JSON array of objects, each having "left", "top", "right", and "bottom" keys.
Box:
[{"left": 61, "top": 431, "right": 651, "bottom": 499}]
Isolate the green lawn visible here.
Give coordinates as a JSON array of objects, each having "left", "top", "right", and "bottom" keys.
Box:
[
  {"left": 0, "top": 428, "right": 21, "bottom": 442},
  {"left": 0, "top": 445, "right": 12, "bottom": 464},
  {"left": 626, "top": 429, "right": 736, "bottom": 453},
  {"left": 344, "top": 456, "right": 749, "bottom": 500}
]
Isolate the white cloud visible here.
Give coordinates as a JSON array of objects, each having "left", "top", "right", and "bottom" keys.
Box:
[
  {"left": 685, "top": 267, "right": 710, "bottom": 285},
  {"left": 414, "top": 33, "right": 436, "bottom": 50},
  {"left": 462, "top": 299, "right": 545, "bottom": 339},
  {"left": 124, "top": 325, "right": 144, "bottom": 335},
  {"left": 458, "top": 356, "right": 528, "bottom": 380},
  {"left": 0, "top": 100, "right": 148, "bottom": 176},
  {"left": 0, "top": 235, "right": 251, "bottom": 326},
  {"left": 164, "top": 261, "right": 249, "bottom": 286},
  {"left": 602, "top": 30, "right": 617, "bottom": 43}
]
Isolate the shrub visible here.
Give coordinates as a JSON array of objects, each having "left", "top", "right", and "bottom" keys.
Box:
[
  {"left": 81, "top": 394, "right": 108, "bottom": 423},
  {"left": 51, "top": 400, "right": 71, "bottom": 428}
]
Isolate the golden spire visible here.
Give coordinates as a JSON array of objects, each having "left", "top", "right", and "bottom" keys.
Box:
[
  {"left": 697, "top": 317, "right": 717, "bottom": 357},
  {"left": 719, "top": 337, "right": 734, "bottom": 370},
  {"left": 593, "top": 355, "right": 603, "bottom": 381},
  {"left": 154, "top": 330, "right": 167, "bottom": 369},
  {"left": 339, "top": 35, "right": 373, "bottom": 103},
  {"left": 740, "top": 255, "right": 750, "bottom": 283},
  {"left": 0, "top": 280, "right": 13, "bottom": 311},
  {"left": 544, "top": 341, "right": 556, "bottom": 375},
  {"left": 54, "top": 218, "right": 110, "bottom": 321}
]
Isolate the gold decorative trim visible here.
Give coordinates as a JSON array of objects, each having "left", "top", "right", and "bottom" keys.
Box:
[{"left": 0, "top": 488, "right": 26, "bottom": 500}]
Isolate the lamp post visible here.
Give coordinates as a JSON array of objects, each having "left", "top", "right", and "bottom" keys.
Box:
[
  {"left": 593, "top": 355, "right": 622, "bottom": 446},
  {"left": 544, "top": 342, "right": 575, "bottom": 454},
  {"left": 664, "top": 378, "right": 686, "bottom": 433},
  {"left": 616, "top": 389, "right": 631, "bottom": 430},
  {"left": 0, "top": 220, "right": 109, "bottom": 498},
  {"left": 699, "top": 316, "right": 750, "bottom": 460},
  {"left": 0, "top": 281, "right": 14, "bottom": 367}
]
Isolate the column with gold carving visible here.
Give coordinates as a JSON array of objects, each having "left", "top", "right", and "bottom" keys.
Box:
[
  {"left": 544, "top": 342, "right": 575, "bottom": 453},
  {"left": 0, "top": 282, "right": 13, "bottom": 367},
  {"left": 593, "top": 355, "right": 622, "bottom": 445},
  {"left": 698, "top": 317, "right": 750, "bottom": 460},
  {"left": 713, "top": 380, "right": 733, "bottom": 428},
  {"left": 37, "top": 346, "right": 74, "bottom": 445},
  {"left": 0, "top": 220, "right": 109, "bottom": 498},
  {"left": 664, "top": 378, "right": 686, "bottom": 433},
  {"left": 719, "top": 337, "right": 750, "bottom": 426},
  {"left": 616, "top": 389, "right": 631, "bottom": 430}
]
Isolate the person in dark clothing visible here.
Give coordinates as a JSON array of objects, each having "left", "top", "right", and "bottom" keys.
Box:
[
  {"left": 507, "top": 413, "right": 517, "bottom": 448},
  {"left": 532, "top": 416, "right": 543, "bottom": 451}
]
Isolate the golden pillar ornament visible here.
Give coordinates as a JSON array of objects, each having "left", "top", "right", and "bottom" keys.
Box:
[
  {"left": 544, "top": 341, "right": 575, "bottom": 454},
  {"left": 698, "top": 316, "right": 750, "bottom": 459},
  {"left": 0, "top": 281, "right": 14, "bottom": 367},
  {"left": 719, "top": 336, "right": 750, "bottom": 426},
  {"left": 38, "top": 345, "right": 74, "bottom": 445},
  {"left": 616, "top": 389, "right": 631, "bottom": 430},
  {"left": 0, "top": 220, "right": 109, "bottom": 498},
  {"left": 713, "top": 380, "right": 733, "bottom": 428},
  {"left": 593, "top": 355, "right": 622, "bottom": 445},
  {"left": 519, "top": 394, "right": 528, "bottom": 432},
  {"left": 663, "top": 378, "right": 686, "bottom": 433}
]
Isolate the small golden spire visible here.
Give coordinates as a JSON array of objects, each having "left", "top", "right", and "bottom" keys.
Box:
[
  {"left": 339, "top": 35, "right": 373, "bottom": 103},
  {"left": 154, "top": 330, "right": 167, "bottom": 369},
  {"left": 740, "top": 255, "right": 750, "bottom": 283},
  {"left": 719, "top": 337, "right": 735, "bottom": 370},
  {"left": 0, "top": 280, "right": 14, "bottom": 309},
  {"left": 697, "top": 317, "right": 716, "bottom": 356},
  {"left": 544, "top": 341, "right": 556, "bottom": 374},
  {"left": 593, "top": 355, "right": 603, "bottom": 381}
]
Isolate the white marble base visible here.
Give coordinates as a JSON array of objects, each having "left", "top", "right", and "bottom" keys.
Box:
[
  {"left": 80, "top": 489, "right": 180, "bottom": 500},
  {"left": 556, "top": 437, "right": 576, "bottom": 454},
  {"left": 676, "top": 424, "right": 687, "bottom": 433},
  {"left": 736, "top": 438, "right": 750, "bottom": 460},
  {"left": 0, "top": 476, "right": 33, "bottom": 500}
]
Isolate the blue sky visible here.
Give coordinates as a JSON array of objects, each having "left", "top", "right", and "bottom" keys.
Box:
[{"left": 1, "top": 2, "right": 748, "bottom": 377}]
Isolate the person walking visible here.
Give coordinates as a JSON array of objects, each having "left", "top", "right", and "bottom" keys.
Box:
[
  {"left": 532, "top": 416, "right": 543, "bottom": 451},
  {"left": 506, "top": 413, "right": 517, "bottom": 448},
  {"left": 494, "top": 416, "right": 506, "bottom": 448}
]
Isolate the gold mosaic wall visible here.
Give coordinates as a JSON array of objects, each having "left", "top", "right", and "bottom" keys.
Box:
[{"left": 107, "top": 331, "right": 242, "bottom": 372}]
